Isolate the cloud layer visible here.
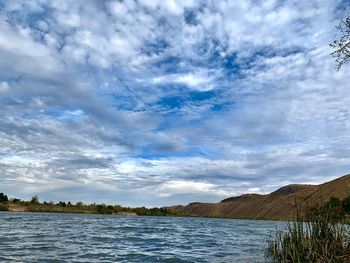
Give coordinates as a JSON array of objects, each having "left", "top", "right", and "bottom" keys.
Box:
[{"left": 0, "top": 0, "right": 349, "bottom": 206}]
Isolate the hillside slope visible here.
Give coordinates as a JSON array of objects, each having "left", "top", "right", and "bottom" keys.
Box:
[{"left": 169, "top": 174, "right": 350, "bottom": 220}]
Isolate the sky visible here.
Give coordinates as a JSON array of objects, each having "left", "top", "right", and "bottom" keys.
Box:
[{"left": 0, "top": 0, "right": 350, "bottom": 207}]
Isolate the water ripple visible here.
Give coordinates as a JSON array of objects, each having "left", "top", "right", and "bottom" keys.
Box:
[{"left": 0, "top": 212, "right": 284, "bottom": 262}]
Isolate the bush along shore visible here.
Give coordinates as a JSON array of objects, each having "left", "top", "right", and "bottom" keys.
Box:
[
  {"left": 266, "top": 196, "right": 350, "bottom": 262},
  {"left": 0, "top": 193, "right": 181, "bottom": 216}
]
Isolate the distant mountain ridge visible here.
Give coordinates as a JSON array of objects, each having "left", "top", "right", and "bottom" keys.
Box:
[{"left": 169, "top": 174, "right": 350, "bottom": 220}]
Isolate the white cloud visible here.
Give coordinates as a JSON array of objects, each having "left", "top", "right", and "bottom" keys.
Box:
[
  {"left": 0, "top": 17, "right": 63, "bottom": 78},
  {"left": 158, "top": 180, "right": 231, "bottom": 197}
]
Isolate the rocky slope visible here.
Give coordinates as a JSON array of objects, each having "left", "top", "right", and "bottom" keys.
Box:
[{"left": 169, "top": 173, "right": 350, "bottom": 220}]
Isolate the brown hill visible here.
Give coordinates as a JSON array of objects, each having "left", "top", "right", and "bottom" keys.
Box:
[{"left": 169, "top": 173, "right": 350, "bottom": 220}]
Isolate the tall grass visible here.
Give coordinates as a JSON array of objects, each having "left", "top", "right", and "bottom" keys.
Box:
[{"left": 266, "top": 204, "right": 350, "bottom": 262}]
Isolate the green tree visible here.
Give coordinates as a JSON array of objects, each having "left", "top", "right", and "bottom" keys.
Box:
[
  {"left": 58, "top": 201, "right": 66, "bottom": 207},
  {"left": 76, "top": 201, "right": 84, "bottom": 207},
  {"left": 30, "top": 195, "right": 39, "bottom": 204},
  {"left": 0, "top": 193, "right": 8, "bottom": 202}
]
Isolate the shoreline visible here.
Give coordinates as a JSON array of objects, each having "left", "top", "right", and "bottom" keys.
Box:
[
  {"left": 0, "top": 200, "right": 179, "bottom": 217},
  {"left": 0, "top": 204, "right": 287, "bottom": 222}
]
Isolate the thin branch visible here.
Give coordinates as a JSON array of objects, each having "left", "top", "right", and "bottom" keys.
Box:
[{"left": 330, "top": 16, "right": 350, "bottom": 70}]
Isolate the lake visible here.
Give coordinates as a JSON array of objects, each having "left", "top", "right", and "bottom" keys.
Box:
[{"left": 0, "top": 212, "right": 284, "bottom": 262}]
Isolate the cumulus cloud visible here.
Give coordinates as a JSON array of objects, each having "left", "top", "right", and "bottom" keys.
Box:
[
  {"left": 0, "top": 0, "right": 349, "bottom": 206},
  {"left": 158, "top": 180, "right": 230, "bottom": 198}
]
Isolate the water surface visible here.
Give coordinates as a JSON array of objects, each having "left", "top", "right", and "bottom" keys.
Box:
[{"left": 0, "top": 212, "right": 284, "bottom": 262}]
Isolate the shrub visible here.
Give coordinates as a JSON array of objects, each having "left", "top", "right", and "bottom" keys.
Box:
[
  {"left": 58, "top": 201, "right": 66, "bottom": 207},
  {"left": 342, "top": 196, "right": 350, "bottom": 214},
  {"left": 327, "top": 196, "right": 342, "bottom": 209},
  {"left": 93, "top": 204, "right": 114, "bottom": 214},
  {"left": 11, "top": 198, "right": 21, "bottom": 203}
]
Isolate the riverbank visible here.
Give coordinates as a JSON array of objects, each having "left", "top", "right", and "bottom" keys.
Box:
[{"left": 0, "top": 196, "right": 180, "bottom": 217}]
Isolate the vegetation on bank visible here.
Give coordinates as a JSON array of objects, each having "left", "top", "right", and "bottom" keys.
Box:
[
  {"left": 0, "top": 192, "right": 181, "bottom": 216},
  {"left": 266, "top": 196, "right": 350, "bottom": 262}
]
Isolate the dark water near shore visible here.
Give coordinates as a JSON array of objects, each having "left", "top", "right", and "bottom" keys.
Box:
[{"left": 0, "top": 212, "right": 284, "bottom": 262}]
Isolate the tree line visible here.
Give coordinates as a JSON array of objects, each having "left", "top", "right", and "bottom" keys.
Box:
[{"left": 0, "top": 192, "right": 180, "bottom": 216}]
